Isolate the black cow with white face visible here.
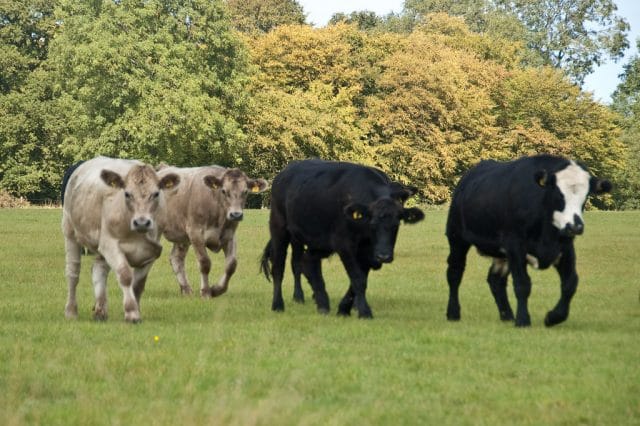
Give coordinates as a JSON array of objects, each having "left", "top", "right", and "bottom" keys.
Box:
[
  {"left": 445, "top": 155, "right": 611, "bottom": 327},
  {"left": 260, "top": 159, "right": 425, "bottom": 318}
]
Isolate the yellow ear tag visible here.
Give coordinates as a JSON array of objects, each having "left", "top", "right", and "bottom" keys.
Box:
[
  {"left": 165, "top": 180, "right": 173, "bottom": 189},
  {"left": 111, "top": 181, "right": 119, "bottom": 188},
  {"left": 538, "top": 177, "right": 545, "bottom": 187},
  {"left": 251, "top": 185, "right": 260, "bottom": 193},
  {"left": 352, "top": 211, "right": 363, "bottom": 220}
]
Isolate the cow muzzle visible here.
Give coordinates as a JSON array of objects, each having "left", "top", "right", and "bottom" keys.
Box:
[
  {"left": 561, "top": 214, "right": 584, "bottom": 237},
  {"left": 228, "top": 211, "right": 243, "bottom": 221},
  {"left": 374, "top": 252, "right": 394, "bottom": 264},
  {"left": 132, "top": 217, "right": 153, "bottom": 233}
]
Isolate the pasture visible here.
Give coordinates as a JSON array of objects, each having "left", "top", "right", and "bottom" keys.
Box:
[{"left": 0, "top": 208, "right": 638, "bottom": 425}]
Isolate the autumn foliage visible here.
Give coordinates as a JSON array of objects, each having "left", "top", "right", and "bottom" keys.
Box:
[{"left": 0, "top": 3, "right": 629, "bottom": 207}]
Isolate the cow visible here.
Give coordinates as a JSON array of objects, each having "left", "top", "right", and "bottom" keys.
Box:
[
  {"left": 156, "top": 165, "right": 269, "bottom": 297},
  {"left": 445, "top": 154, "right": 611, "bottom": 327},
  {"left": 61, "top": 156, "right": 180, "bottom": 323},
  {"left": 260, "top": 159, "right": 425, "bottom": 318}
]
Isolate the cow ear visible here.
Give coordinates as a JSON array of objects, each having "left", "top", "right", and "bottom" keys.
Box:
[
  {"left": 402, "top": 207, "right": 425, "bottom": 224},
  {"left": 344, "top": 203, "right": 370, "bottom": 223},
  {"left": 159, "top": 173, "right": 180, "bottom": 190},
  {"left": 100, "top": 169, "right": 125, "bottom": 189},
  {"left": 590, "top": 177, "right": 612, "bottom": 194},
  {"left": 390, "top": 182, "right": 418, "bottom": 202},
  {"left": 534, "top": 170, "right": 555, "bottom": 187},
  {"left": 203, "top": 175, "right": 223, "bottom": 190},
  {"left": 248, "top": 178, "right": 269, "bottom": 194}
]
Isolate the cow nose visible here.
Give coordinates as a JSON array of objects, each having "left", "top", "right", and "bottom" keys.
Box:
[
  {"left": 229, "top": 211, "right": 243, "bottom": 221},
  {"left": 132, "top": 217, "right": 152, "bottom": 232},
  {"left": 564, "top": 215, "right": 584, "bottom": 237},
  {"left": 375, "top": 253, "right": 393, "bottom": 263},
  {"left": 570, "top": 214, "right": 584, "bottom": 235}
]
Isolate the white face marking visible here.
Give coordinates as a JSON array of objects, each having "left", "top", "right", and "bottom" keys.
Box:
[{"left": 552, "top": 161, "right": 590, "bottom": 231}]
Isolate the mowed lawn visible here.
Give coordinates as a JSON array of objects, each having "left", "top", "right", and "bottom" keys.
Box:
[{"left": 0, "top": 208, "right": 638, "bottom": 425}]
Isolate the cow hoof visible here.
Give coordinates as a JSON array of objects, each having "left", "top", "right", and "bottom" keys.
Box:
[
  {"left": 127, "top": 318, "right": 142, "bottom": 324},
  {"left": 337, "top": 309, "right": 351, "bottom": 317},
  {"left": 292, "top": 295, "right": 305, "bottom": 304},
  {"left": 317, "top": 307, "right": 330, "bottom": 315},
  {"left": 271, "top": 302, "right": 284, "bottom": 312},
  {"left": 446, "top": 313, "right": 461, "bottom": 321},
  {"left": 358, "top": 312, "right": 373, "bottom": 319},
  {"left": 180, "top": 286, "right": 193, "bottom": 295},
  {"left": 515, "top": 318, "right": 531, "bottom": 327},
  {"left": 200, "top": 290, "right": 212, "bottom": 299},
  {"left": 500, "top": 311, "right": 515, "bottom": 321},
  {"left": 65, "top": 305, "right": 78, "bottom": 319},
  {"left": 93, "top": 308, "right": 108, "bottom": 321},
  {"left": 544, "top": 311, "right": 567, "bottom": 327}
]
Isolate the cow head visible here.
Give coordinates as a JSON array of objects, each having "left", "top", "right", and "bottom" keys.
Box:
[
  {"left": 534, "top": 161, "right": 611, "bottom": 237},
  {"left": 344, "top": 198, "right": 424, "bottom": 265},
  {"left": 203, "top": 169, "right": 269, "bottom": 221},
  {"left": 101, "top": 165, "right": 180, "bottom": 233}
]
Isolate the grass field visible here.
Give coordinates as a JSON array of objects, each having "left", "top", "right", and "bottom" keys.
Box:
[{"left": 0, "top": 208, "right": 638, "bottom": 425}]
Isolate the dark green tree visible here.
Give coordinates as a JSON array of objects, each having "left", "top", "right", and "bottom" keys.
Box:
[
  {"left": 49, "top": 0, "right": 251, "bottom": 167},
  {"left": 611, "top": 38, "right": 640, "bottom": 209},
  {"left": 226, "top": 0, "right": 305, "bottom": 33}
]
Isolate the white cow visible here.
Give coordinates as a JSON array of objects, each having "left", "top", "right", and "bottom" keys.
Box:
[{"left": 62, "top": 157, "right": 180, "bottom": 322}]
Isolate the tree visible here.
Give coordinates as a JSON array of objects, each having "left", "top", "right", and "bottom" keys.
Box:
[
  {"left": 328, "top": 11, "right": 384, "bottom": 31},
  {"left": 225, "top": 0, "right": 305, "bottom": 33},
  {"left": 0, "top": 0, "right": 59, "bottom": 94},
  {"left": 48, "top": 0, "right": 250, "bottom": 167},
  {"left": 610, "top": 38, "right": 640, "bottom": 209},
  {"left": 403, "top": 0, "right": 630, "bottom": 84}
]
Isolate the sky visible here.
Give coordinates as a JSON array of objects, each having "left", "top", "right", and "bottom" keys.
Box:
[{"left": 297, "top": 0, "right": 640, "bottom": 104}]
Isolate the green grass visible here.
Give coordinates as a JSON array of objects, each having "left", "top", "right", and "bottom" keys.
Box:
[{"left": 0, "top": 208, "right": 638, "bottom": 425}]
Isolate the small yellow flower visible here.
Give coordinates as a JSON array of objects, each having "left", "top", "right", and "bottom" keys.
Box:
[{"left": 154, "top": 335, "right": 160, "bottom": 342}]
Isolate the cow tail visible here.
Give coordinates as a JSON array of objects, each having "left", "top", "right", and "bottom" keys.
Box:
[
  {"left": 60, "top": 160, "right": 85, "bottom": 205},
  {"left": 260, "top": 240, "right": 272, "bottom": 282}
]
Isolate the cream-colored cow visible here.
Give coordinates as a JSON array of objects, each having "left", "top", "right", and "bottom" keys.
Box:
[
  {"left": 156, "top": 165, "right": 268, "bottom": 297},
  {"left": 62, "top": 157, "right": 179, "bottom": 322}
]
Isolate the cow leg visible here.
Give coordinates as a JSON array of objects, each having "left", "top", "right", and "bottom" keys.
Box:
[
  {"left": 545, "top": 246, "right": 578, "bottom": 327},
  {"left": 337, "top": 286, "right": 355, "bottom": 316},
  {"left": 506, "top": 247, "right": 532, "bottom": 327},
  {"left": 132, "top": 264, "right": 152, "bottom": 305},
  {"left": 291, "top": 241, "right": 305, "bottom": 303},
  {"left": 303, "top": 253, "right": 330, "bottom": 314},
  {"left": 271, "top": 233, "right": 289, "bottom": 312},
  {"left": 92, "top": 255, "right": 110, "bottom": 321},
  {"left": 337, "top": 255, "right": 369, "bottom": 316},
  {"left": 64, "top": 238, "right": 82, "bottom": 319},
  {"left": 191, "top": 239, "right": 212, "bottom": 299},
  {"left": 210, "top": 237, "right": 237, "bottom": 297},
  {"left": 487, "top": 258, "right": 514, "bottom": 321},
  {"left": 446, "top": 237, "right": 470, "bottom": 321},
  {"left": 338, "top": 253, "right": 371, "bottom": 318},
  {"left": 169, "top": 242, "right": 192, "bottom": 295},
  {"left": 99, "top": 242, "right": 140, "bottom": 323}
]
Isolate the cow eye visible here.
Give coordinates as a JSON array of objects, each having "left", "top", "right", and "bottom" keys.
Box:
[
  {"left": 151, "top": 191, "right": 160, "bottom": 200},
  {"left": 221, "top": 189, "right": 227, "bottom": 196},
  {"left": 124, "top": 191, "right": 132, "bottom": 200}
]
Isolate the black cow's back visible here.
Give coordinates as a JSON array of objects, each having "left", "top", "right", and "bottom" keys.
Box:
[
  {"left": 271, "top": 160, "right": 393, "bottom": 248},
  {"left": 447, "top": 155, "right": 572, "bottom": 253}
]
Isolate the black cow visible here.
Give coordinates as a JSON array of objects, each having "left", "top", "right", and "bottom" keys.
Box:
[
  {"left": 260, "top": 159, "right": 425, "bottom": 318},
  {"left": 445, "top": 154, "right": 611, "bottom": 327}
]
